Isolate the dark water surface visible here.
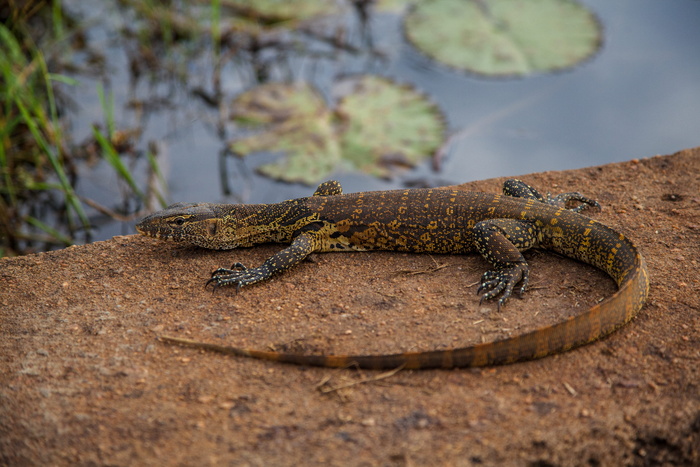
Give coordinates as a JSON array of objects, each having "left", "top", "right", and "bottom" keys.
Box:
[{"left": 62, "top": 0, "right": 700, "bottom": 241}]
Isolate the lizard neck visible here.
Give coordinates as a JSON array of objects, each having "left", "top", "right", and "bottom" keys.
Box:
[{"left": 214, "top": 199, "right": 317, "bottom": 249}]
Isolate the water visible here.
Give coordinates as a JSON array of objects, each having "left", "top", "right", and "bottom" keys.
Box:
[{"left": 61, "top": 0, "right": 700, "bottom": 242}]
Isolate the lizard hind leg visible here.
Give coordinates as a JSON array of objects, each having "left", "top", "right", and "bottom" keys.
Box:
[
  {"left": 503, "top": 178, "right": 600, "bottom": 213},
  {"left": 313, "top": 180, "right": 343, "bottom": 197},
  {"left": 472, "top": 218, "right": 540, "bottom": 308},
  {"left": 502, "top": 179, "right": 547, "bottom": 202},
  {"left": 546, "top": 192, "right": 601, "bottom": 213}
]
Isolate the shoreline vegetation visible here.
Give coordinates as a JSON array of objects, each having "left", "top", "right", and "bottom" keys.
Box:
[{"left": 1, "top": 1, "right": 164, "bottom": 256}]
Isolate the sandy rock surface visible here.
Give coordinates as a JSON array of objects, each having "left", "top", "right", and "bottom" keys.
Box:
[{"left": 1, "top": 148, "right": 698, "bottom": 465}]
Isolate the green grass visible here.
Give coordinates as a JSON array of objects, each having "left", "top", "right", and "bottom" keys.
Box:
[
  {"left": 2, "top": 0, "right": 306, "bottom": 256},
  {"left": 0, "top": 2, "right": 166, "bottom": 256},
  {"left": 0, "top": 15, "right": 90, "bottom": 254}
]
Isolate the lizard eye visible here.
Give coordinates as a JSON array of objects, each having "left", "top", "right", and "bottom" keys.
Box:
[{"left": 173, "top": 217, "right": 186, "bottom": 226}]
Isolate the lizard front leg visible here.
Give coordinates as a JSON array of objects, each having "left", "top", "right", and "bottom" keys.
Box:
[{"left": 207, "top": 229, "right": 323, "bottom": 291}]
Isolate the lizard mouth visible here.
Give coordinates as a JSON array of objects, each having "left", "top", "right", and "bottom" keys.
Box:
[
  {"left": 135, "top": 222, "right": 156, "bottom": 238},
  {"left": 135, "top": 222, "right": 178, "bottom": 241}
]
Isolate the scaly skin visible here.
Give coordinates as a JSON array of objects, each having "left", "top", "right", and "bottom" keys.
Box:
[{"left": 136, "top": 179, "right": 649, "bottom": 369}]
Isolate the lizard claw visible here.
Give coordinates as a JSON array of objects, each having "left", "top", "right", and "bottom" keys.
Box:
[
  {"left": 210, "top": 262, "right": 247, "bottom": 278},
  {"left": 207, "top": 262, "right": 249, "bottom": 291},
  {"left": 477, "top": 263, "right": 529, "bottom": 309},
  {"left": 206, "top": 262, "right": 270, "bottom": 291}
]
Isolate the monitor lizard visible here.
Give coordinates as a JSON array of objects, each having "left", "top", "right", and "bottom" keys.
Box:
[{"left": 136, "top": 179, "right": 649, "bottom": 369}]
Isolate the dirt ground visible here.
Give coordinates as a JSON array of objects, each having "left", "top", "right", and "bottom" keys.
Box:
[{"left": 1, "top": 148, "right": 699, "bottom": 466}]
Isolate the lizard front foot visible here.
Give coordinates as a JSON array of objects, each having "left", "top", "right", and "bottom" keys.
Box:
[
  {"left": 207, "top": 262, "right": 267, "bottom": 291},
  {"left": 477, "top": 263, "right": 529, "bottom": 309}
]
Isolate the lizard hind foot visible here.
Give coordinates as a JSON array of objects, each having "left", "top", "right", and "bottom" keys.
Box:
[
  {"left": 477, "top": 263, "right": 529, "bottom": 309},
  {"left": 547, "top": 192, "right": 601, "bottom": 213}
]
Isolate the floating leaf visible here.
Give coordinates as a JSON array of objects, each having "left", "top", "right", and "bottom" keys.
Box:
[
  {"left": 335, "top": 76, "right": 445, "bottom": 178},
  {"left": 231, "top": 81, "right": 327, "bottom": 125},
  {"left": 230, "top": 83, "right": 341, "bottom": 184},
  {"left": 373, "top": 0, "right": 414, "bottom": 14},
  {"left": 229, "top": 77, "right": 446, "bottom": 184},
  {"left": 404, "top": 0, "right": 602, "bottom": 76},
  {"left": 219, "top": 0, "right": 341, "bottom": 24}
]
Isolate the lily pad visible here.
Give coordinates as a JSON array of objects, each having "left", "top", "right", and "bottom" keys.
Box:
[
  {"left": 335, "top": 76, "right": 445, "bottom": 177},
  {"left": 373, "top": 0, "right": 414, "bottom": 14},
  {"left": 219, "top": 0, "right": 341, "bottom": 24},
  {"left": 230, "top": 83, "right": 342, "bottom": 184},
  {"left": 404, "top": 0, "right": 602, "bottom": 77},
  {"left": 229, "top": 77, "right": 445, "bottom": 184}
]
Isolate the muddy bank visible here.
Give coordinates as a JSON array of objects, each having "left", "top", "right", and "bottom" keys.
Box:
[{"left": 1, "top": 148, "right": 698, "bottom": 465}]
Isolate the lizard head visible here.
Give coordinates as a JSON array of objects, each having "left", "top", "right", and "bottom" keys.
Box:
[{"left": 136, "top": 202, "right": 236, "bottom": 249}]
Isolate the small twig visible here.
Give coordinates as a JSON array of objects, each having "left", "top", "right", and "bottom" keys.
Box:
[
  {"left": 563, "top": 381, "right": 578, "bottom": 396},
  {"left": 393, "top": 257, "right": 450, "bottom": 276},
  {"left": 79, "top": 196, "right": 148, "bottom": 222},
  {"left": 317, "top": 364, "right": 405, "bottom": 394}
]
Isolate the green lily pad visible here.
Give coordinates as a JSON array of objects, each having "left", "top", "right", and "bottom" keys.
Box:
[
  {"left": 230, "top": 83, "right": 342, "bottom": 184},
  {"left": 230, "top": 82, "right": 327, "bottom": 124},
  {"left": 220, "top": 0, "right": 340, "bottom": 24},
  {"left": 373, "top": 0, "right": 414, "bottom": 14},
  {"left": 335, "top": 76, "right": 445, "bottom": 177},
  {"left": 229, "top": 77, "right": 445, "bottom": 184},
  {"left": 404, "top": 0, "right": 602, "bottom": 76}
]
